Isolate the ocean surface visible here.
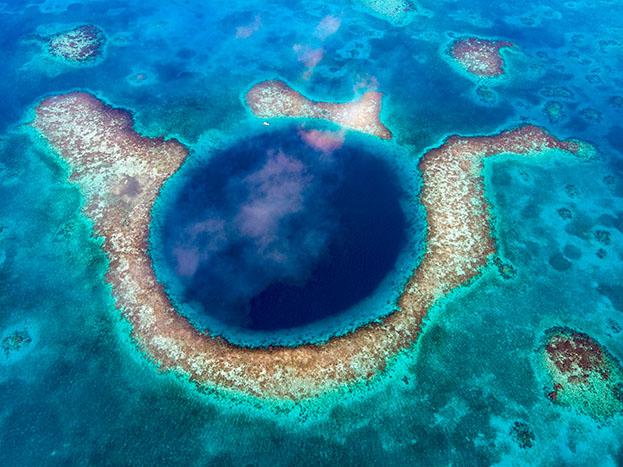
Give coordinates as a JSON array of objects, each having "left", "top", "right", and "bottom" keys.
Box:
[
  {"left": 151, "top": 127, "right": 421, "bottom": 347},
  {"left": 1, "top": 0, "right": 622, "bottom": 464}
]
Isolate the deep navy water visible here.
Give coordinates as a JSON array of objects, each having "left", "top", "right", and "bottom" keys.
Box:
[
  {"left": 152, "top": 128, "right": 415, "bottom": 345},
  {"left": 1, "top": 0, "right": 623, "bottom": 465}
]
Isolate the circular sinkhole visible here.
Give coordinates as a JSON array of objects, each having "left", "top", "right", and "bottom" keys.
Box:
[{"left": 150, "top": 126, "right": 424, "bottom": 347}]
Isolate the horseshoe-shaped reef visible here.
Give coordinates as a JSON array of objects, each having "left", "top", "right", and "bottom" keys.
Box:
[{"left": 33, "top": 91, "right": 588, "bottom": 400}]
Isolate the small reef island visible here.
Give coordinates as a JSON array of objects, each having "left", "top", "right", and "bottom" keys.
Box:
[
  {"left": 449, "top": 37, "right": 514, "bottom": 78},
  {"left": 246, "top": 80, "right": 392, "bottom": 140},
  {"left": 46, "top": 24, "right": 106, "bottom": 63},
  {"left": 541, "top": 327, "right": 623, "bottom": 419},
  {"left": 33, "top": 86, "right": 590, "bottom": 400},
  {"left": 355, "top": 0, "right": 418, "bottom": 27}
]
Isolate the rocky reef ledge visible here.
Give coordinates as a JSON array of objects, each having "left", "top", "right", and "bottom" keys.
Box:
[{"left": 33, "top": 92, "right": 587, "bottom": 400}]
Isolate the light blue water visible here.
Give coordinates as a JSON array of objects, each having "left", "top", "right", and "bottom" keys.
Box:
[{"left": 0, "top": 0, "right": 622, "bottom": 464}]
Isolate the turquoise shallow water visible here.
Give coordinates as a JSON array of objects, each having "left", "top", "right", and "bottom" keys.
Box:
[{"left": 1, "top": 0, "right": 623, "bottom": 464}]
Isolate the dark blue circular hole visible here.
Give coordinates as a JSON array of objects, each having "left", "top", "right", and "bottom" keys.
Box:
[{"left": 152, "top": 126, "right": 419, "bottom": 345}]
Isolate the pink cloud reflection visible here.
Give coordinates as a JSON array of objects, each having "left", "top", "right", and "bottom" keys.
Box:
[
  {"left": 353, "top": 75, "right": 379, "bottom": 93},
  {"left": 236, "top": 150, "right": 311, "bottom": 246},
  {"left": 174, "top": 218, "right": 226, "bottom": 277},
  {"left": 314, "top": 15, "right": 341, "bottom": 40},
  {"left": 293, "top": 44, "right": 324, "bottom": 79},
  {"left": 299, "top": 129, "right": 345, "bottom": 155},
  {"left": 173, "top": 246, "right": 200, "bottom": 277},
  {"left": 235, "top": 15, "right": 261, "bottom": 39}
]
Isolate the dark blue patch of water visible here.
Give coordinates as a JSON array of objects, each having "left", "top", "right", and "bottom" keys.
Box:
[{"left": 154, "top": 126, "right": 409, "bottom": 335}]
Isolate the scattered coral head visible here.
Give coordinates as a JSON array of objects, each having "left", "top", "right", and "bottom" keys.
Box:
[
  {"left": 450, "top": 37, "right": 513, "bottom": 77},
  {"left": 48, "top": 25, "right": 105, "bottom": 63},
  {"left": 2, "top": 330, "right": 32, "bottom": 357},
  {"left": 542, "top": 327, "right": 623, "bottom": 419}
]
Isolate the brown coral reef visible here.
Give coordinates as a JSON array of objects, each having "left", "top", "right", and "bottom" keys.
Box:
[
  {"left": 542, "top": 327, "right": 623, "bottom": 419},
  {"left": 246, "top": 80, "right": 392, "bottom": 140},
  {"left": 34, "top": 92, "right": 585, "bottom": 399}
]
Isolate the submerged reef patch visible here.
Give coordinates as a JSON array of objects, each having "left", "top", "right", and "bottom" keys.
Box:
[
  {"left": 510, "top": 421, "right": 535, "bottom": 449},
  {"left": 543, "top": 101, "right": 565, "bottom": 124},
  {"left": 541, "top": 327, "right": 623, "bottom": 419},
  {"left": 1, "top": 330, "right": 32, "bottom": 357},
  {"left": 493, "top": 256, "right": 517, "bottom": 280},
  {"left": 449, "top": 37, "right": 514, "bottom": 78},
  {"left": 355, "top": 0, "right": 420, "bottom": 26},
  {"left": 245, "top": 80, "right": 392, "bottom": 140},
  {"left": 47, "top": 25, "right": 105, "bottom": 63},
  {"left": 33, "top": 92, "right": 587, "bottom": 400}
]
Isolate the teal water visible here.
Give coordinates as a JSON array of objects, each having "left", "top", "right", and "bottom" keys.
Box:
[{"left": 1, "top": 0, "right": 623, "bottom": 464}]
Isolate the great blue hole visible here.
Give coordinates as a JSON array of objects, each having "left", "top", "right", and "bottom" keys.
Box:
[{"left": 151, "top": 126, "right": 422, "bottom": 347}]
